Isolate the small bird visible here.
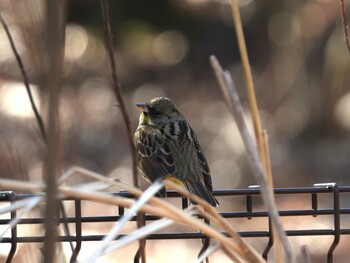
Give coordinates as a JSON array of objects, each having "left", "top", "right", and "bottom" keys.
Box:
[{"left": 134, "top": 97, "right": 219, "bottom": 207}]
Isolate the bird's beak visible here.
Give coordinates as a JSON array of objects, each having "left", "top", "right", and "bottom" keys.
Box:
[{"left": 136, "top": 103, "right": 149, "bottom": 112}]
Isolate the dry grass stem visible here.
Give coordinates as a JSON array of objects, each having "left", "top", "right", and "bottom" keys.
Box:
[
  {"left": 226, "top": 1, "right": 286, "bottom": 260},
  {"left": 229, "top": 0, "right": 266, "bottom": 163},
  {"left": 0, "top": 178, "right": 177, "bottom": 224},
  {"left": 166, "top": 180, "right": 265, "bottom": 263},
  {"left": 60, "top": 167, "right": 197, "bottom": 223},
  {"left": 0, "top": 197, "right": 39, "bottom": 216},
  {"left": 262, "top": 132, "right": 273, "bottom": 187},
  {"left": 0, "top": 196, "right": 41, "bottom": 239},
  {"left": 0, "top": 172, "right": 262, "bottom": 262},
  {"left": 195, "top": 243, "right": 220, "bottom": 263},
  {"left": 84, "top": 180, "right": 165, "bottom": 263},
  {"left": 210, "top": 55, "right": 294, "bottom": 262},
  {"left": 102, "top": 209, "right": 197, "bottom": 258},
  {"left": 263, "top": 132, "right": 283, "bottom": 263}
]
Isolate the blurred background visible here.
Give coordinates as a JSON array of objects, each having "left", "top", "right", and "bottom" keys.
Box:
[{"left": 0, "top": 0, "right": 350, "bottom": 262}]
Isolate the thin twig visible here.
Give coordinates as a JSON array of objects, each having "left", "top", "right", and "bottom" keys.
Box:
[
  {"left": 210, "top": 56, "right": 294, "bottom": 263},
  {"left": 99, "top": 1, "right": 145, "bottom": 262},
  {"left": 0, "top": 13, "right": 46, "bottom": 141},
  {"left": 339, "top": 0, "right": 350, "bottom": 56},
  {"left": 99, "top": 0, "right": 138, "bottom": 188}
]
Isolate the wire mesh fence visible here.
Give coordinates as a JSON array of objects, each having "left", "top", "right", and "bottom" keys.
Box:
[{"left": 1, "top": 183, "right": 349, "bottom": 262}]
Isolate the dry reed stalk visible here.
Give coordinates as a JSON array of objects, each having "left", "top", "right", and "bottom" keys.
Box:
[
  {"left": 62, "top": 166, "right": 261, "bottom": 262},
  {"left": 165, "top": 180, "right": 265, "bottom": 263},
  {"left": 263, "top": 140, "right": 281, "bottom": 262},
  {"left": 0, "top": 175, "right": 257, "bottom": 262},
  {"left": 263, "top": 132, "right": 283, "bottom": 263},
  {"left": 63, "top": 167, "right": 263, "bottom": 262},
  {"left": 229, "top": 0, "right": 266, "bottom": 164},
  {"left": 210, "top": 55, "right": 294, "bottom": 262},
  {"left": 226, "top": 1, "right": 292, "bottom": 260}
]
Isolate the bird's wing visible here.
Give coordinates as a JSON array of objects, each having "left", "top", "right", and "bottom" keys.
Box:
[
  {"left": 134, "top": 126, "right": 177, "bottom": 184},
  {"left": 188, "top": 124, "right": 213, "bottom": 192}
]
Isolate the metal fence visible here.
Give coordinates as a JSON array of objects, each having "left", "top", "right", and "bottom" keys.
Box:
[{"left": 0, "top": 183, "right": 349, "bottom": 263}]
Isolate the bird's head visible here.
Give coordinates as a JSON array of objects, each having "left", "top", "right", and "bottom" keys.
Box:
[{"left": 136, "top": 97, "right": 183, "bottom": 126}]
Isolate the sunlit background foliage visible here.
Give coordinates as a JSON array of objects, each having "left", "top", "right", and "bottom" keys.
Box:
[{"left": 1, "top": 0, "right": 350, "bottom": 262}]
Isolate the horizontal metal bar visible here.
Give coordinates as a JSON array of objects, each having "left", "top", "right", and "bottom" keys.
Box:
[
  {"left": 1, "top": 185, "right": 349, "bottom": 263},
  {"left": 2, "top": 228, "right": 350, "bottom": 244},
  {"left": 2, "top": 185, "right": 350, "bottom": 202},
  {"left": 1, "top": 207, "right": 349, "bottom": 226}
]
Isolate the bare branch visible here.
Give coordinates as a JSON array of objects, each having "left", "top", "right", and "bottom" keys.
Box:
[
  {"left": 99, "top": 1, "right": 145, "bottom": 262},
  {"left": 0, "top": 13, "right": 46, "bottom": 141},
  {"left": 99, "top": 0, "right": 139, "bottom": 188}
]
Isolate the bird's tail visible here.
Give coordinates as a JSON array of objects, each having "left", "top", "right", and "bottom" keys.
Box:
[{"left": 184, "top": 180, "right": 219, "bottom": 207}]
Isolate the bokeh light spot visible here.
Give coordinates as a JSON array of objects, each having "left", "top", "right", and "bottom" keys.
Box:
[
  {"left": 334, "top": 92, "right": 350, "bottom": 130},
  {"left": 65, "top": 24, "right": 88, "bottom": 61},
  {"left": 76, "top": 33, "right": 106, "bottom": 70},
  {"left": 152, "top": 31, "right": 188, "bottom": 65},
  {"left": 0, "top": 81, "right": 40, "bottom": 118}
]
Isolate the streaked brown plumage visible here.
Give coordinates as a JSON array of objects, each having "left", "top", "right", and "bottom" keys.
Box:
[{"left": 134, "top": 97, "right": 218, "bottom": 207}]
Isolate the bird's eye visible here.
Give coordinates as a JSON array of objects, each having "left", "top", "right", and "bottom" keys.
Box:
[{"left": 149, "top": 108, "right": 161, "bottom": 118}]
